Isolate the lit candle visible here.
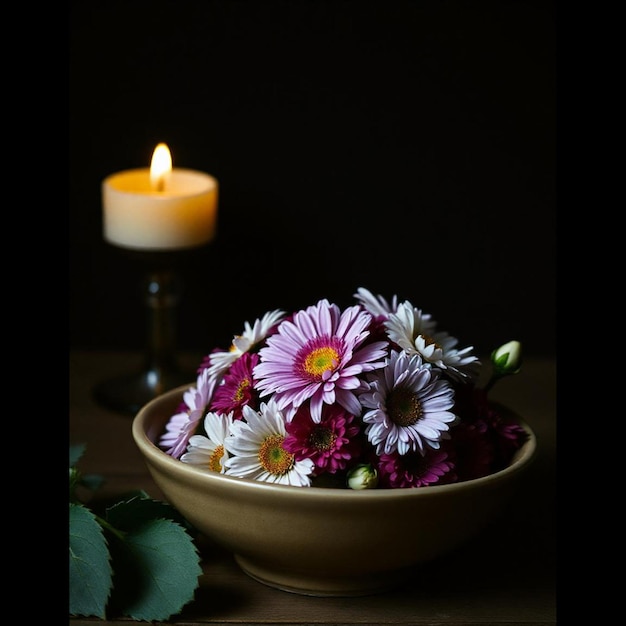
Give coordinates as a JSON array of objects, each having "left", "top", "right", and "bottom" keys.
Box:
[{"left": 102, "top": 143, "right": 218, "bottom": 251}]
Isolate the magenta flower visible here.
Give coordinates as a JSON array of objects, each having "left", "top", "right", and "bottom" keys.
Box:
[
  {"left": 486, "top": 408, "right": 529, "bottom": 472},
  {"left": 448, "top": 418, "right": 495, "bottom": 481},
  {"left": 209, "top": 352, "right": 260, "bottom": 420},
  {"left": 253, "top": 299, "right": 388, "bottom": 422},
  {"left": 284, "top": 402, "right": 363, "bottom": 475},
  {"left": 449, "top": 384, "right": 528, "bottom": 479},
  {"left": 375, "top": 446, "right": 457, "bottom": 489}
]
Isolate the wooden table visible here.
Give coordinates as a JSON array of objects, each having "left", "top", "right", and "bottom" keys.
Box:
[{"left": 69, "top": 350, "right": 556, "bottom": 625}]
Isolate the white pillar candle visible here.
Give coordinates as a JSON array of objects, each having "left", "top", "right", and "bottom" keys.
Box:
[{"left": 102, "top": 144, "right": 218, "bottom": 251}]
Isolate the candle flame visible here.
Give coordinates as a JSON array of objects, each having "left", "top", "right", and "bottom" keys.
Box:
[{"left": 150, "top": 143, "right": 172, "bottom": 192}]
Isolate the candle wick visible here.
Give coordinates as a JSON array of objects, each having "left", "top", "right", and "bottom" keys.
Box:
[{"left": 156, "top": 178, "right": 165, "bottom": 193}]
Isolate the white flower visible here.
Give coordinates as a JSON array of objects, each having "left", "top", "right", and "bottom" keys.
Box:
[
  {"left": 180, "top": 411, "right": 235, "bottom": 473},
  {"left": 223, "top": 399, "right": 315, "bottom": 486},
  {"left": 359, "top": 349, "right": 458, "bottom": 456},
  {"left": 205, "top": 309, "right": 285, "bottom": 378},
  {"left": 353, "top": 287, "right": 400, "bottom": 318},
  {"left": 385, "top": 301, "right": 480, "bottom": 382}
]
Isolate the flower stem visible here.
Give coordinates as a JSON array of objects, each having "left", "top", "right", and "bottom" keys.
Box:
[{"left": 95, "top": 514, "right": 125, "bottom": 541}]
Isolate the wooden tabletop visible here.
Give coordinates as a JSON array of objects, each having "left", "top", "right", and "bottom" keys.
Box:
[{"left": 69, "top": 350, "right": 556, "bottom": 626}]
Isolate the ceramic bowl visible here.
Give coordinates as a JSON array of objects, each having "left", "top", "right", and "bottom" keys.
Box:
[{"left": 132, "top": 385, "right": 537, "bottom": 597}]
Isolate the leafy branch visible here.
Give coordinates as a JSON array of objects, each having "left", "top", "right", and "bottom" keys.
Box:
[{"left": 69, "top": 443, "right": 203, "bottom": 621}]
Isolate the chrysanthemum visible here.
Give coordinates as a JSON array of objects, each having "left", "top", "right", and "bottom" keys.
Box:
[
  {"left": 180, "top": 411, "right": 234, "bottom": 473},
  {"left": 375, "top": 446, "right": 457, "bottom": 488},
  {"left": 159, "top": 367, "right": 217, "bottom": 459},
  {"left": 209, "top": 352, "right": 260, "bottom": 420},
  {"left": 283, "top": 402, "right": 362, "bottom": 475},
  {"left": 253, "top": 299, "right": 388, "bottom": 422},
  {"left": 201, "top": 309, "right": 285, "bottom": 378},
  {"left": 359, "top": 349, "right": 458, "bottom": 456},
  {"left": 223, "top": 399, "right": 315, "bottom": 486},
  {"left": 450, "top": 385, "right": 526, "bottom": 478},
  {"left": 448, "top": 418, "right": 494, "bottom": 481},
  {"left": 385, "top": 300, "right": 481, "bottom": 383},
  {"left": 486, "top": 407, "right": 529, "bottom": 472}
]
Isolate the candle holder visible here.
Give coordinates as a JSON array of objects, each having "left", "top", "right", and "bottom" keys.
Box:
[
  {"left": 93, "top": 248, "right": 199, "bottom": 416},
  {"left": 95, "top": 143, "right": 218, "bottom": 415}
]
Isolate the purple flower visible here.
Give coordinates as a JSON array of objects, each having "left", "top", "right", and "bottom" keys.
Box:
[
  {"left": 253, "top": 299, "right": 388, "bottom": 422},
  {"left": 359, "top": 350, "right": 458, "bottom": 456},
  {"left": 159, "top": 367, "right": 217, "bottom": 459}
]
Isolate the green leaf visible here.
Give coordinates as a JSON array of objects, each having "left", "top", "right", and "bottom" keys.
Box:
[
  {"left": 70, "top": 443, "right": 86, "bottom": 468},
  {"left": 108, "top": 518, "right": 202, "bottom": 622},
  {"left": 69, "top": 503, "right": 113, "bottom": 619},
  {"left": 107, "top": 494, "right": 195, "bottom": 534}
]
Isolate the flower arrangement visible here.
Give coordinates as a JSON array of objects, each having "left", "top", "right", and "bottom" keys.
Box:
[{"left": 159, "top": 288, "right": 526, "bottom": 489}]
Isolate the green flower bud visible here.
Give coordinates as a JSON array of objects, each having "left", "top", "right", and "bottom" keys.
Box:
[
  {"left": 491, "top": 340, "right": 522, "bottom": 376},
  {"left": 347, "top": 463, "right": 379, "bottom": 490}
]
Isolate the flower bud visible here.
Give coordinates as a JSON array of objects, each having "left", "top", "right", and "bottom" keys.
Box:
[
  {"left": 347, "top": 463, "right": 379, "bottom": 490},
  {"left": 491, "top": 340, "right": 522, "bottom": 376}
]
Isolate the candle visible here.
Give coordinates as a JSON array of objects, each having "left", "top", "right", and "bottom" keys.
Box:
[{"left": 102, "top": 143, "right": 218, "bottom": 251}]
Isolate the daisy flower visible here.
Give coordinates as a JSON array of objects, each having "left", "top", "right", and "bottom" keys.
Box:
[
  {"left": 353, "top": 287, "right": 400, "bottom": 319},
  {"left": 352, "top": 287, "right": 398, "bottom": 348},
  {"left": 209, "top": 352, "right": 260, "bottom": 419},
  {"left": 157, "top": 410, "right": 189, "bottom": 456},
  {"left": 159, "top": 367, "right": 217, "bottom": 459},
  {"left": 200, "top": 309, "right": 285, "bottom": 378},
  {"left": 223, "top": 399, "right": 315, "bottom": 486},
  {"left": 253, "top": 298, "right": 388, "bottom": 422},
  {"left": 180, "top": 411, "right": 235, "bottom": 473},
  {"left": 385, "top": 300, "right": 481, "bottom": 383},
  {"left": 283, "top": 402, "right": 363, "bottom": 475},
  {"left": 359, "top": 349, "right": 458, "bottom": 456}
]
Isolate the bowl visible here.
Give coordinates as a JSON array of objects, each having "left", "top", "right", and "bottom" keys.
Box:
[{"left": 132, "top": 384, "right": 537, "bottom": 597}]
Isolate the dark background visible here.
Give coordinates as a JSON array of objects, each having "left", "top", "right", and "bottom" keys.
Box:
[{"left": 70, "top": 0, "right": 556, "bottom": 359}]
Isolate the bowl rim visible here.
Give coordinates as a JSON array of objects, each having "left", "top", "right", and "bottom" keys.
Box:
[{"left": 132, "top": 383, "right": 537, "bottom": 500}]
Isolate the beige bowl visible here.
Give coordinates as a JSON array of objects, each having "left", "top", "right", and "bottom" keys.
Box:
[{"left": 132, "top": 385, "right": 537, "bottom": 597}]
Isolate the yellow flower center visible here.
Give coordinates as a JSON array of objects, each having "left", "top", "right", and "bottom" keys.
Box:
[
  {"left": 258, "top": 434, "right": 295, "bottom": 475},
  {"left": 387, "top": 388, "right": 423, "bottom": 427},
  {"left": 303, "top": 346, "right": 339, "bottom": 379},
  {"left": 233, "top": 377, "right": 251, "bottom": 402},
  {"left": 209, "top": 445, "right": 225, "bottom": 472}
]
